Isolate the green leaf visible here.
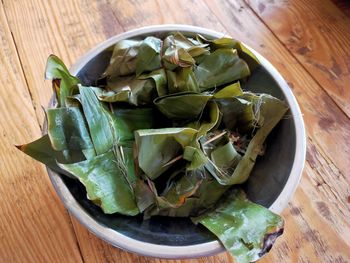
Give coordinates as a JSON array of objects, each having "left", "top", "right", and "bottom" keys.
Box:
[
  {"left": 79, "top": 86, "right": 116, "bottom": 155},
  {"left": 45, "top": 55, "right": 80, "bottom": 107},
  {"left": 135, "top": 128, "right": 197, "bottom": 180},
  {"left": 183, "top": 146, "right": 208, "bottom": 170},
  {"left": 196, "top": 35, "right": 260, "bottom": 72},
  {"left": 193, "top": 189, "right": 284, "bottom": 263},
  {"left": 139, "top": 68, "right": 168, "bottom": 97},
  {"left": 107, "top": 76, "right": 157, "bottom": 106},
  {"left": 58, "top": 150, "right": 139, "bottom": 215},
  {"left": 187, "top": 101, "right": 220, "bottom": 139},
  {"left": 211, "top": 94, "right": 288, "bottom": 185},
  {"left": 16, "top": 135, "right": 74, "bottom": 176},
  {"left": 47, "top": 107, "right": 95, "bottom": 160},
  {"left": 162, "top": 34, "right": 199, "bottom": 70},
  {"left": 210, "top": 141, "right": 241, "bottom": 169},
  {"left": 104, "top": 40, "right": 140, "bottom": 77},
  {"left": 215, "top": 96, "right": 256, "bottom": 134},
  {"left": 166, "top": 67, "right": 199, "bottom": 94},
  {"left": 135, "top": 36, "right": 162, "bottom": 76},
  {"left": 145, "top": 167, "right": 230, "bottom": 217},
  {"left": 97, "top": 89, "right": 130, "bottom": 103},
  {"left": 113, "top": 107, "right": 154, "bottom": 144},
  {"left": 194, "top": 48, "right": 250, "bottom": 91},
  {"left": 154, "top": 92, "right": 211, "bottom": 120},
  {"left": 213, "top": 82, "right": 243, "bottom": 99}
]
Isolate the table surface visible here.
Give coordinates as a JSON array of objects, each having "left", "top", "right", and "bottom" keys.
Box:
[{"left": 1, "top": 0, "right": 350, "bottom": 262}]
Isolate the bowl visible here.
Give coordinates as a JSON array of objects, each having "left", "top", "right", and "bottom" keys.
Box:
[{"left": 46, "top": 24, "right": 306, "bottom": 259}]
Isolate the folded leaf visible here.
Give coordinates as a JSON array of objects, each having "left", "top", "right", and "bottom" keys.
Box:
[
  {"left": 135, "top": 36, "right": 162, "bottom": 76},
  {"left": 162, "top": 34, "right": 197, "bottom": 70},
  {"left": 47, "top": 107, "right": 95, "bottom": 160},
  {"left": 145, "top": 167, "right": 230, "bottom": 217},
  {"left": 213, "top": 82, "right": 243, "bottom": 99},
  {"left": 113, "top": 107, "right": 154, "bottom": 144},
  {"left": 138, "top": 68, "right": 168, "bottom": 97},
  {"left": 215, "top": 96, "right": 256, "bottom": 134},
  {"left": 45, "top": 55, "right": 80, "bottom": 107},
  {"left": 193, "top": 189, "right": 284, "bottom": 263},
  {"left": 79, "top": 86, "right": 117, "bottom": 155},
  {"left": 135, "top": 128, "right": 197, "bottom": 179},
  {"left": 210, "top": 141, "right": 241, "bottom": 169},
  {"left": 97, "top": 89, "right": 130, "bottom": 103},
  {"left": 166, "top": 67, "right": 199, "bottom": 94},
  {"left": 196, "top": 35, "right": 260, "bottom": 72},
  {"left": 187, "top": 101, "right": 220, "bottom": 139},
  {"left": 194, "top": 48, "right": 250, "bottom": 91},
  {"left": 58, "top": 150, "right": 139, "bottom": 215},
  {"left": 104, "top": 40, "right": 140, "bottom": 77},
  {"left": 211, "top": 94, "right": 288, "bottom": 185},
  {"left": 107, "top": 76, "right": 157, "bottom": 106},
  {"left": 154, "top": 92, "right": 211, "bottom": 120}
]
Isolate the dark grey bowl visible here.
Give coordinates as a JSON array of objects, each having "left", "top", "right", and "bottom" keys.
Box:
[{"left": 47, "top": 25, "right": 306, "bottom": 259}]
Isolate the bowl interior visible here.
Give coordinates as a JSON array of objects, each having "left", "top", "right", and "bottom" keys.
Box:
[{"left": 60, "top": 31, "right": 296, "bottom": 246}]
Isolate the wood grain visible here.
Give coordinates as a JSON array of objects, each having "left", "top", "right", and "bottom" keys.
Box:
[
  {"left": 1, "top": 0, "right": 350, "bottom": 262},
  {"left": 0, "top": 2, "right": 83, "bottom": 263},
  {"left": 247, "top": 0, "right": 350, "bottom": 118}
]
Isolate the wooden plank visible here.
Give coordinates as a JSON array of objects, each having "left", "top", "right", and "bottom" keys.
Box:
[
  {"left": 0, "top": 2, "right": 83, "bottom": 263},
  {"left": 247, "top": 0, "right": 350, "bottom": 118},
  {"left": 3, "top": 0, "right": 350, "bottom": 262},
  {"left": 2, "top": 0, "right": 124, "bottom": 126},
  {"left": 71, "top": 217, "right": 234, "bottom": 263},
  {"left": 332, "top": 0, "right": 350, "bottom": 17}
]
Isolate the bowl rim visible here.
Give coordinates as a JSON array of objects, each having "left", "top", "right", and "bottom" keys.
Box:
[{"left": 46, "top": 24, "right": 306, "bottom": 259}]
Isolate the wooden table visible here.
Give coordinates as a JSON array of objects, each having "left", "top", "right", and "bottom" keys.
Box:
[{"left": 1, "top": 0, "right": 349, "bottom": 262}]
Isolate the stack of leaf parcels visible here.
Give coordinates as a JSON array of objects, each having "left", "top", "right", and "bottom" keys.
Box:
[{"left": 19, "top": 33, "right": 288, "bottom": 263}]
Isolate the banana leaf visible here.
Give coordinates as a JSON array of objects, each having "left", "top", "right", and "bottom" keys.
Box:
[
  {"left": 163, "top": 46, "right": 195, "bottom": 70},
  {"left": 210, "top": 141, "right": 241, "bottom": 170},
  {"left": 121, "top": 145, "right": 155, "bottom": 212},
  {"left": 16, "top": 135, "right": 75, "bottom": 177},
  {"left": 97, "top": 89, "right": 130, "bottom": 103},
  {"left": 169, "top": 32, "right": 210, "bottom": 57},
  {"left": 103, "top": 39, "right": 140, "bottom": 77},
  {"left": 113, "top": 107, "right": 154, "bottom": 144},
  {"left": 107, "top": 76, "right": 157, "bottom": 106},
  {"left": 194, "top": 48, "right": 250, "bottom": 91},
  {"left": 213, "top": 81, "right": 243, "bottom": 99},
  {"left": 138, "top": 68, "right": 168, "bottom": 97},
  {"left": 193, "top": 189, "right": 284, "bottom": 263},
  {"left": 47, "top": 107, "right": 95, "bottom": 160},
  {"left": 187, "top": 101, "right": 220, "bottom": 139},
  {"left": 183, "top": 146, "right": 208, "bottom": 170},
  {"left": 210, "top": 94, "right": 288, "bottom": 185},
  {"left": 154, "top": 92, "right": 211, "bottom": 120},
  {"left": 215, "top": 96, "right": 256, "bottom": 134},
  {"left": 162, "top": 33, "right": 209, "bottom": 70},
  {"left": 79, "top": 86, "right": 117, "bottom": 155},
  {"left": 196, "top": 35, "right": 260, "bottom": 72},
  {"left": 135, "top": 36, "right": 162, "bottom": 76},
  {"left": 166, "top": 67, "right": 199, "bottom": 94},
  {"left": 58, "top": 150, "right": 139, "bottom": 215},
  {"left": 45, "top": 55, "right": 80, "bottom": 107},
  {"left": 135, "top": 128, "right": 197, "bottom": 180},
  {"left": 145, "top": 167, "right": 230, "bottom": 217}
]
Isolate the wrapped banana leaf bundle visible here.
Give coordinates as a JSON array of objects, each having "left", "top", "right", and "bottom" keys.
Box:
[{"left": 18, "top": 33, "right": 288, "bottom": 263}]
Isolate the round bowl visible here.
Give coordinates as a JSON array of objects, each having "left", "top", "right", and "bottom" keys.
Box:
[{"left": 47, "top": 24, "right": 306, "bottom": 259}]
